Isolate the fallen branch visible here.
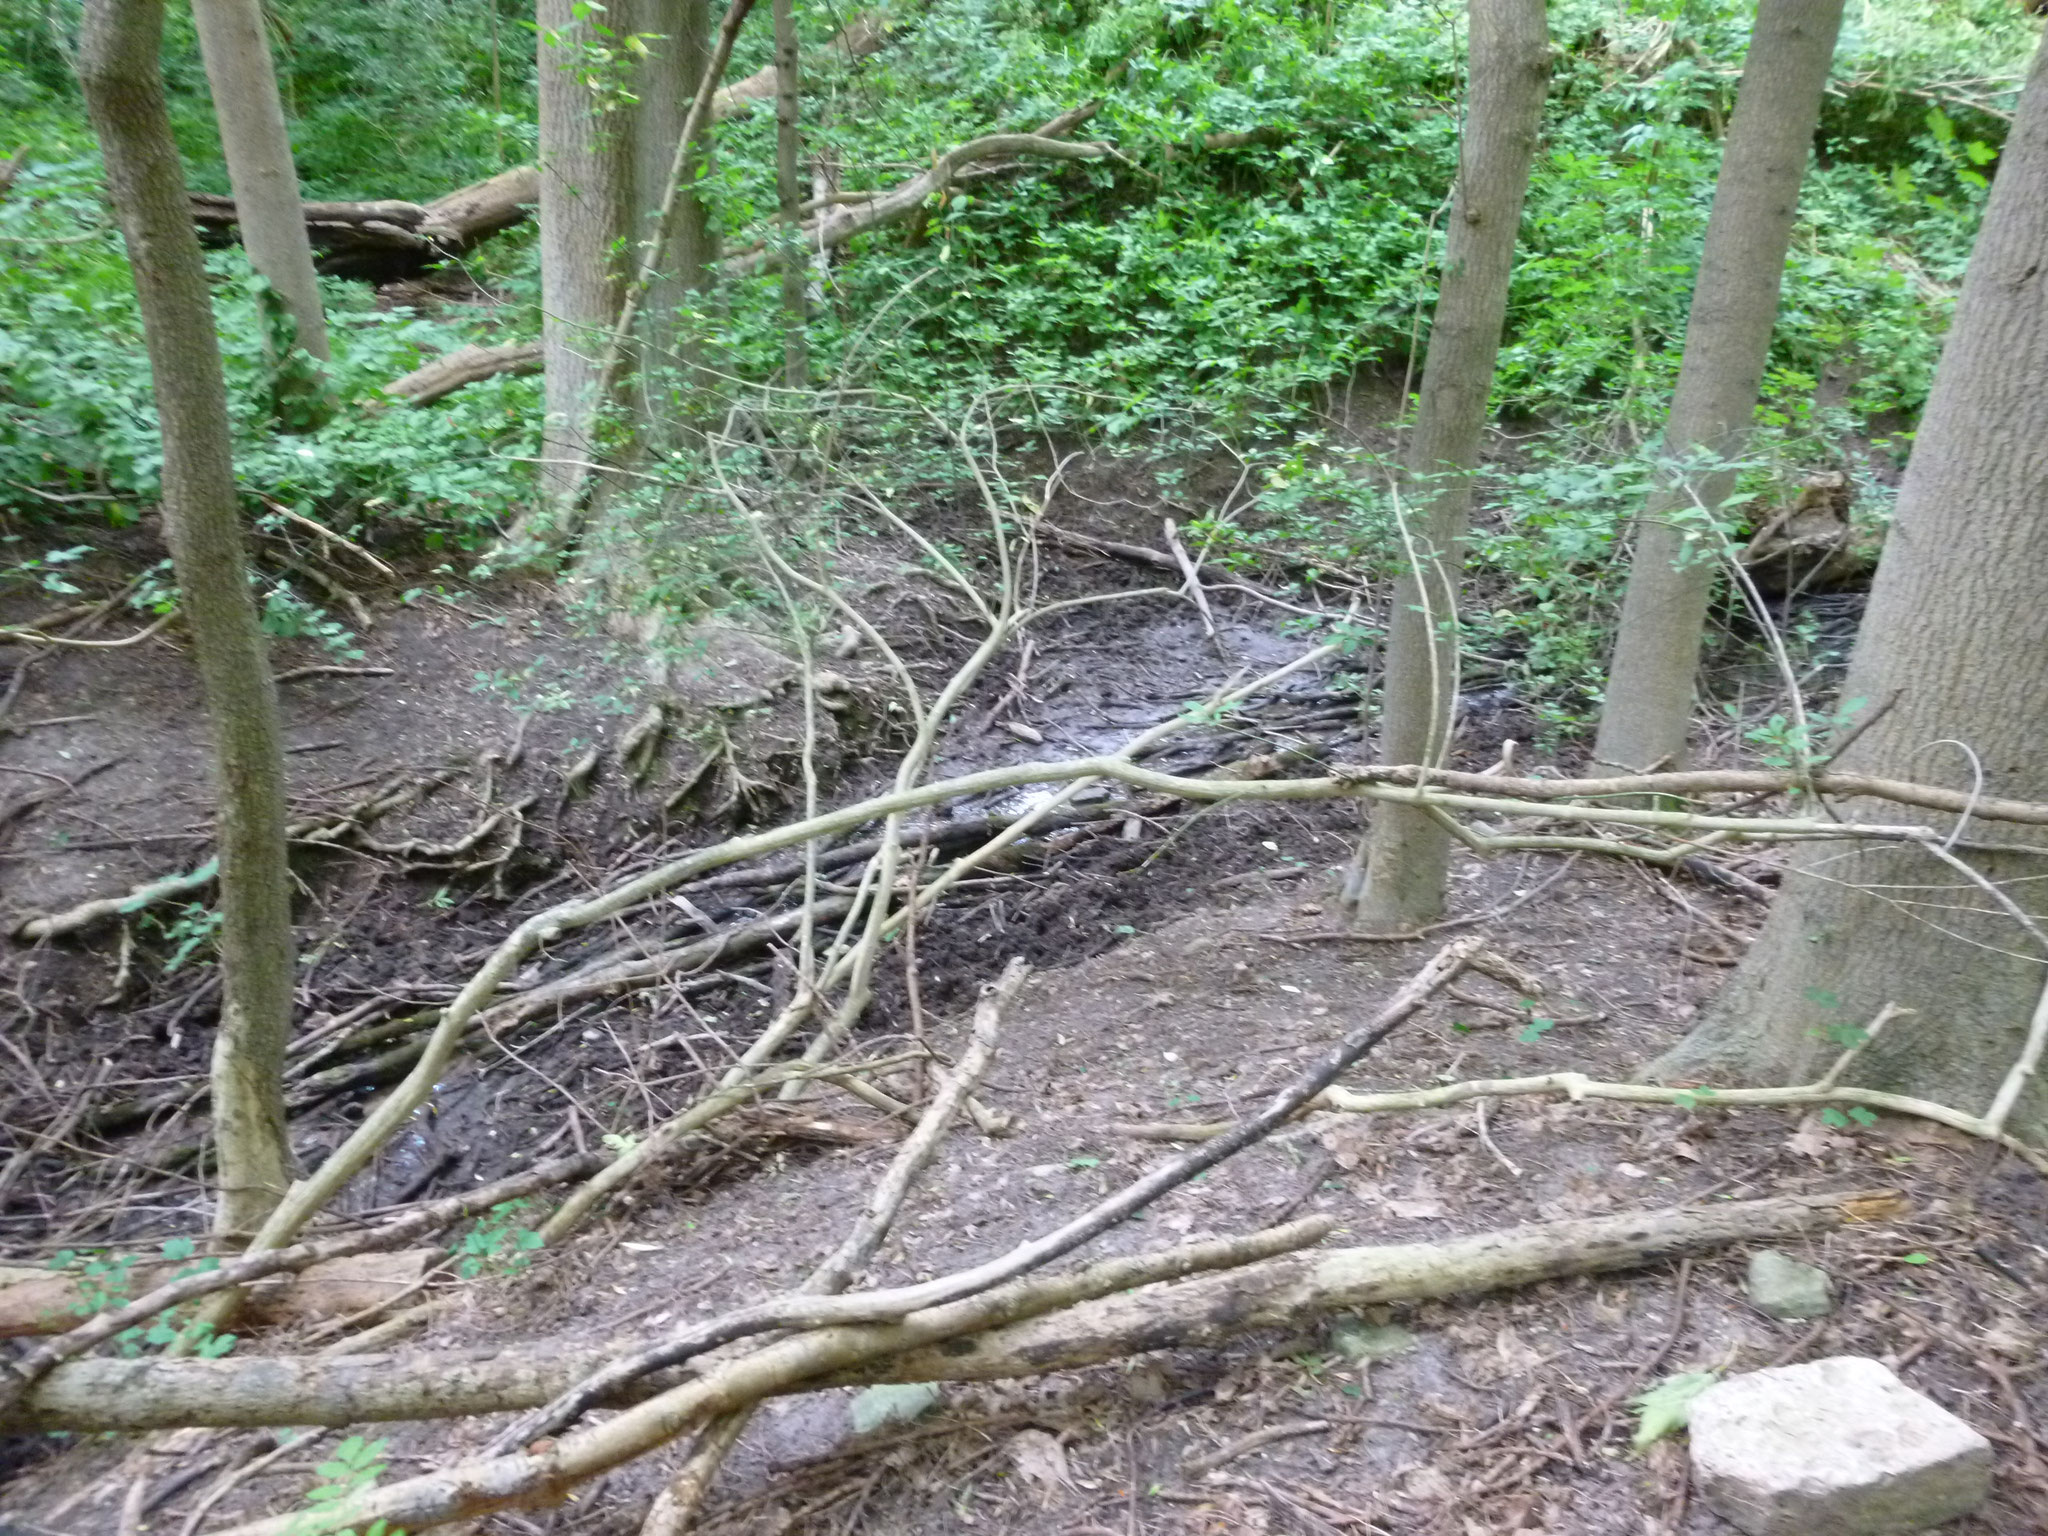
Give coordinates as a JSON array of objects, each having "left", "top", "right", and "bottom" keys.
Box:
[
  {"left": 631, "top": 958, "right": 1029, "bottom": 1531},
  {"left": 379, "top": 341, "right": 542, "bottom": 406},
  {"left": 712, "top": 13, "right": 889, "bottom": 119},
  {"left": 722, "top": 108, "right": 1110, "bottom": 278},
  {"left": 190, "top": 165, "right": 538, "bottom": 283},
  {"left": 0, "top": 1151, "right": 605, "bottom": 1414},
  {"left": 205, "top": 1219, "right": 1337, "bottom": 1536},
  {"left": 8, "top": 1193, "right": 1883, "bottom": 1438}
]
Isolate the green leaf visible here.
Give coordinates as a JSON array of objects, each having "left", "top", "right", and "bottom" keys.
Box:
[
  {"left": 160, "top": 1237, "right": 197, "bottom": 1262},
  {"left": 1900, "top": 1251, "right": 1933, "bottom": 1266},
  {"left": 1516, "top": 1017, "right": 1556, "bottom": 1044},
  {"left": 1631, "top": 1371, "right": 1719, "bottom": 1450},
  {"left": 1821, "top": 1107, "right": 1849, "bottom": 1128}
]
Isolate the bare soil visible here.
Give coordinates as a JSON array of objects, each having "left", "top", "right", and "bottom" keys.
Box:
[{"left": 0, "top": 496, "right": 2041, "bottom": 1536}]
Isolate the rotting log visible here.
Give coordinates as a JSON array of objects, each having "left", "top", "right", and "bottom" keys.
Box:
[
  {"left": 190, "top": 166, "right": 538, "bottom": 283},
  {"left": 0, "top": 1191, "right": 1896, "bottom": 1433}
]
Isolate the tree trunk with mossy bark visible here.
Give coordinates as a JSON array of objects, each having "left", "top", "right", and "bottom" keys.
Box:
[
  {"left": 79, "top": 0, "right": 298, "bottom": 1237},
  {"left": 1650, "top": 31, "right": 2048, "bottom": 1141},
  {"left": 1592, "top": 0, "right": 1845, "bottom": 775},
  {"left": 189, "top": 0, "right": 331, "bottom": 380},
  {"left": 1345, "top": 0, "right": 1550, "bottom": 933}
]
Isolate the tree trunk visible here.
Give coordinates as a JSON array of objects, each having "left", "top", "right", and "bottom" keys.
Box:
[
  {"left": 772, "top": 0, "right": 809, "bottom": 388},
  {"left": 1652, "top": 31, "right": 2048, "bottom": 1140},
  {"left": 622, "top": 0, "right": 718, "bottom": 424},
  {"left": 77, "top": 0, "right": 298, "bottom": 1237},
  {"left": 536, "top": 0, "right": 631, "bottom": 506},
  {"left": 189, "top": 0, "right": 330, "bottom": 364},
  {"left": 1345, "top": 0, "right": 1550, "bottom": 933},
  {"left": 1592, "top": 0, "right": 1845, "bottom": 774}
]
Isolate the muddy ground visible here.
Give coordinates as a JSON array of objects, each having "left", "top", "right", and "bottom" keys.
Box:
[{"left": 0, "top": 469, "right": 2041, "bottom": 1536}]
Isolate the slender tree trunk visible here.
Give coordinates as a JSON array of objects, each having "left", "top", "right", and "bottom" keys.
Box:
[
  {"left": 772, "top": 0, "right": 808, "bottom": 388},
  {"left": 78, "top": 0, "right": 298, "bottom": 1237},
  {"left": 189, "top": 0, "right": 330, "bottom": 365},
  {"left": 1592, "top": 0, "right": 1845, "bottom": 774},
  {"left": 1652, "top": 32, "right": 2048, "bottom": 1140},
  {"left": 1344, "top": 0, "right": 1550, "bottom": 933}
]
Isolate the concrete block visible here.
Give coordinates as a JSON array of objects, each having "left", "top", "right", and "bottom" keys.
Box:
[{"left": 1690, "top": 1356, "right": 1992, "bottom": 1535}]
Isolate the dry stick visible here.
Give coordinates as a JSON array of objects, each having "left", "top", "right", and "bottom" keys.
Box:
[
  {"left": 0, "top": 1151, "right": 605, "bottom": 1411},
  {"left": 1163, "top": 518, "right": 1218, "bottom": 640},
  {"left": 1129, "top": 1004, "right": 2048, "bottom": 1174},
  {"left": 211, "top": 1220, "right": 1333, "bottom": 1536},
  {"left": 8, "top": 1193, "right": 1881, "bottom": 1435},
  {"left": 496, "top": 938, "right": 1483, "bottom": 1449},
  {"left": 631, "top": 959, "right": 1029, "bottom": 1531},
  {"left": 191, "top": 686, "right": 2020, "bottom": 1313}
]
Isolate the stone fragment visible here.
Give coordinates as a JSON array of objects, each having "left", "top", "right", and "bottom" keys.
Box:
[
  {"left": 1746, "top": 1247, "right": 1835, "bottom": 1319},
  {"left": 1690, "top": 1356, "right": 1992, "bottom": 1536}
]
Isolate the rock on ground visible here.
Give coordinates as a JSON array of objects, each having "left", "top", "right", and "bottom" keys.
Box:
[
  {"left": 1744, "top": 1247, "right": 1834, "bottom": 1319},
  {"left": 1689, "top": 1355, "right": 1992, "bottom": 1535}
]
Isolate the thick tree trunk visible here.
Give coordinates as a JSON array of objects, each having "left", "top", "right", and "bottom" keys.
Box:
[
  {"left": 189, "top": 0, "right": 330, "bottom": 363},
  {"left": 772, "top": 0, "right": 809, "bottom": 387},
  {"left": 78, "top": 0, "right": 298, "bottom": 1237},
  {"left": 1345, "top": 0, "right": 1550, "bottom": 933},
  {"left": 1592, "top": 0, "right": 1845, "bottom": 774},
  {"left": 622, "top": 0, "right": 717, "bottom": 419},
  {"left": 536, "top": 0, "right": 631, "bottom": 505},
  {"left": 1652, "top": 32, "right": 2048, "bottom": 1140}
]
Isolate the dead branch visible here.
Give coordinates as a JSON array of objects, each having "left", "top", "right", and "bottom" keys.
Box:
[
  {"left": 380, "top": 342, "right": 542, "bottom": 407},
  {"left": 722, "top": 108, "right": 1109, "bottom": 277},
  {"left": 1340, "top": 761, "right": 2048, "bottom": 827},
  {"left": 9, "top": 1194, "right": 1880, "bottom": 1442},
  {"left": 189, "top": 165, "right": 537, "bottom": 282},
  {"left": 494, "top": 938, "right": 1483, "bottom": 1448},
  {"left": 712, "top": 13, "right": 889, "bottom": 119},
  {"left": 632, "top": 958, "right": 1029, "bottom": 1531},
  {"left": 200, "top": 1220, "right": 1337, "bottom": 1536},
  {"left": 0, "top": 1151, "right": 605, "bottom": 1414}
]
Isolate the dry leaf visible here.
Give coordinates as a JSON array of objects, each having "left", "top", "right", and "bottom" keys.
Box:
[
  {"left": 1494, "top": 1325, "right": 1546, "bottom": 1376},
  {"left": 1785, "top": 1114, "right": 1849, "bottom": 1162},
  {"left": 1009, "top": 1429, "right": 1069, "bottom": 1505}
]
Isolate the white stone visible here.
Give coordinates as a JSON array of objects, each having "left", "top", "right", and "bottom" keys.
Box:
[{"left": 1689, "top": 1356, "right": 1993, "bottom": 1535}]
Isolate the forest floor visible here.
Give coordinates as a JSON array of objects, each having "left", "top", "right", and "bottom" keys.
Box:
[{"left": 0, "top": 460, "right": 2043, "bottom": 1536}]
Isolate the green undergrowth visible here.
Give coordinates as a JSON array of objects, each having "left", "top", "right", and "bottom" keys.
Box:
[{"left": 0, "top": 0, "right": 2034, "bottom": 714}]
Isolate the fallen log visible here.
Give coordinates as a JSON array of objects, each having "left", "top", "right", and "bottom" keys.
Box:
[
  {"left": 380, "top": 341, "right": 542, "bottom": 406},
  {"left": 713, "top": 13, "right": 889, "bottom": 119},
  {"left": 191, "top": 165, "right": 538, "bottom": 283},
  {"left": 0, "top": 1192, "right": 1893, "bottom": 1435},
  {"left": 0, "top": 1250, "right": 436, "bottom": 1340}
]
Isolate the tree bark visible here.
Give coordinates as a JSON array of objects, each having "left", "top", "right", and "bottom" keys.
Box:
[
  {"left": 621, "top": 0, "right": 718, "bottom": 420},
  {"left": 189, "top": 0, "right": 330, "bottom": 364},
  {"left": 1592, "top": 0, "right": 1846, "bottom": 774},
  {"left": 77, "top": 0, "right": 298, "bottom": 1237},
  {"left": 1346, "top": 0, "right": 1550, "bottom": 933},
  {"left": 772, "top": 0, "right": 809, "bottom": 387},
  {"left": 1652, "top": 31, "right": 2048, "bottom": 1139},
  {"left": 536, "top": 0, "right": 632, "bottom": 505},
  {"left": 381, "top": 341, "right": 543, "bottom": 406}
]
